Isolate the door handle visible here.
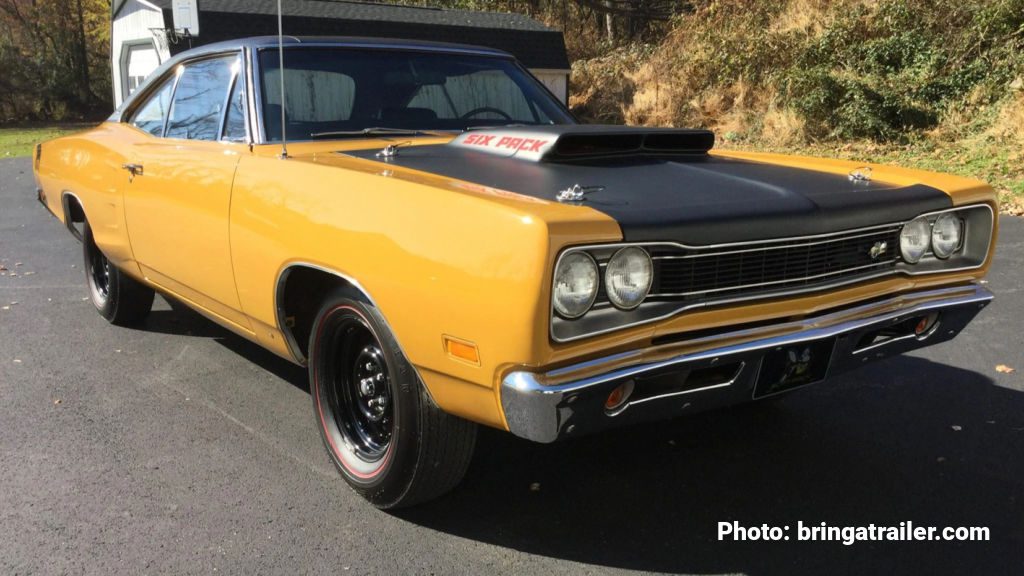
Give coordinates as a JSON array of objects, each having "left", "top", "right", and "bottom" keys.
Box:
[{"left": 121, "top": 163, "right": 144, "bottom": 181}]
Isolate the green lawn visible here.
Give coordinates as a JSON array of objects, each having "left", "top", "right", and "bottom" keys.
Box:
[{"left": 0, "top": 124, "right": 95, "bottom": 158}]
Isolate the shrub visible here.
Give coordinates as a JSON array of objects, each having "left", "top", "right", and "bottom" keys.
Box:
[{"left": 570, "top": 0, "right": 1024, "bottom": 144}]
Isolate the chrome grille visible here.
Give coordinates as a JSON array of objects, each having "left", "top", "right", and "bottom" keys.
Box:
[{"left": 651, "top": 226, "right": 902, "bottom": 300}]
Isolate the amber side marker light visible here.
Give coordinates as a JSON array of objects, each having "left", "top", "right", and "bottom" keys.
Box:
[{"left": 443, "top": 336, "right": 480, "bottom": 365}]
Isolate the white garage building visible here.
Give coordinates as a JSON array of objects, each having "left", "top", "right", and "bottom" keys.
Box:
[{"left": 110, "top": 0, "right": 572, "bottom": 108}]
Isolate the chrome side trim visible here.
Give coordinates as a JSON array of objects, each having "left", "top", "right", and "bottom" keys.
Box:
[
  {"left": 217, "top": 54, "right": 248, "bottom": 143},
  {"left": 250, "top": 44, "right": 268, "bottom": 144},
  {"left": 241, "top": 46, "right": 255, "bottom": 146},
  {"left": 160, "top": 65, "right": 182, "bottom": 138}
]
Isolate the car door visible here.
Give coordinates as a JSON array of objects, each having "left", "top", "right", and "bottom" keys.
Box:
[{"left": 122, "top": 53, "right": 254, "bottom": 334}]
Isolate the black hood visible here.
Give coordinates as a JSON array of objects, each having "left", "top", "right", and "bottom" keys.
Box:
[{"left": 346, "top": 126, "right": 950, "bottom": 244}]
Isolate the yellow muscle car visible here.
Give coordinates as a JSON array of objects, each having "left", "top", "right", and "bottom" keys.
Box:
[{"left": 34, "top": 37, "right": 997, "bottom": 508}]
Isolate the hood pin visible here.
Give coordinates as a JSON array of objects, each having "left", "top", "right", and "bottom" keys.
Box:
[
  {"left": 848, "top": 166, "right": 873, "bottom": 182},
  {"left": 376, "top": 141, "right": 412, "bottom": 159},
  {"left": 557, "top": 184, "right": 606, "bottom": 203}
]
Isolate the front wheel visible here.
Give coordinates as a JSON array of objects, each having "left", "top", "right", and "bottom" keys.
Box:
[
  {"left": 83, "top": 222, "right": 154, "bottom": 326},
  {"left": 309, "top": 293, "right": 476, "bottom": 509}
]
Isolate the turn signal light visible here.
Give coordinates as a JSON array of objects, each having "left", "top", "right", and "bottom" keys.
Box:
[
  {"left": 914, "top": 312, "right": 939, "bottom": 336},
  {"left": 605, "top": 380, "right": 635, "bottom": 412},
  {"left": 443, "top": 336, "right": 480, "bottom": 365}
]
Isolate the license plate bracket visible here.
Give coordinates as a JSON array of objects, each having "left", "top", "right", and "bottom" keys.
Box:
[{"left": 754, "top": 338, "right": 836, "bottom": 398}]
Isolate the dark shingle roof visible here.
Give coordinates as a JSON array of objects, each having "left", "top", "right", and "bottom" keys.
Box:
[
  {"left": 149, "top": 0, "right": 552, "bottom": 30},
  {"left": 141, "top": 0, "right": 569, "bottom": 69}
]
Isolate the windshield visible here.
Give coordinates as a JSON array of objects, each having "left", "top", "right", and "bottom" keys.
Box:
[{"left": 258, "top": 47, "right": 574, "bottom": 142}]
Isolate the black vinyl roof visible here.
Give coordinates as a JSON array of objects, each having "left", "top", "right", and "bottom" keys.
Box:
[{"left": 127, "top": 0, "right": 569, "bottom": 70}]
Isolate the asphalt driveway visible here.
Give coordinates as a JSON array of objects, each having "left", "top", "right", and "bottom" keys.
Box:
[{"left": 1, "top": 157, "right": 1022, "bottom": 575}]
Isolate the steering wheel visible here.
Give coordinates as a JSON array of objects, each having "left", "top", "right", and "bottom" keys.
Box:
[{"left": 459, "top": 107, "right": 514, "bottom": 121}]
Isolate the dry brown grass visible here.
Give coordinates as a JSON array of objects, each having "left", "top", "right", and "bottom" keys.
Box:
[
  {"left": 986, "top": 92, "right": 1024, "bottom": 144},
  {"left": 760, "top": 104, "right": 808, "bottom": 146},
  {"left": 769, "top": 0, "right": 834, "bottom": 34},
  {"left": 569, "top": 50, "right": 643, "bottom": 124},
  {"left": 575, "top": 2, "right": 803, "bottom": 139}
]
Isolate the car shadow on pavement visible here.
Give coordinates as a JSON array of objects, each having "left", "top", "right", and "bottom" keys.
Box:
[
  {"left": 141, "top": 296, "right": 310, "bottom": 392},
  {"left": 396, "top": 357, "right": 1024, "bottom": 575},
  {"left": 128, "top": 297, "right": 1023, "bottom": 574}
]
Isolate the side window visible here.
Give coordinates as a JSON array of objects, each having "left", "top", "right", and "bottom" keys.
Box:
[
  {"left": 129, "top": 77, "right": 175, "bottom": 137},
  {"left": 166, "top": 56, "right": 236, "bottom": 141},
  {"left": 222, "top": 67, "right": 247, "bottom": 142}
]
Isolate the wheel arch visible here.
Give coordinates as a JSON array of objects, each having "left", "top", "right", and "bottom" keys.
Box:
[
  {"left": 275, "top": 263, "right": 382, "bottom": 365},
  {"left": 61, "top": 190, "right": 86, "bottom": 242}
]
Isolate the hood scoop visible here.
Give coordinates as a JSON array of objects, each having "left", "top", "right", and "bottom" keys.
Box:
[{"left": 449, "top": 125, "right": 714, "bottom": 163}]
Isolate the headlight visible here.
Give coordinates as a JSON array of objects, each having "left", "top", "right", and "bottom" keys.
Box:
[
  {"left": 899, "top": 216, "right": 931, "bottom": 263},
  {"left": 553, "top": 251, "right": 599, "bottom": 319},
  {"left": 605, "top": 246, "right": 653, "bottom": 310},
  {"left": 931, "top": 213, "right": 962, "bottom": 259}
]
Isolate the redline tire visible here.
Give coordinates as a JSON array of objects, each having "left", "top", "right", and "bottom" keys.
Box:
[
  {"left": 308, "top": 292, "right": 476, "bottom": 509},
  {"left": 83, "top": 222, "right": 154, "bottom": 326}
]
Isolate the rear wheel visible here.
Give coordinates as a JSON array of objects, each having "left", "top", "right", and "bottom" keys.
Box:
[
  {"left": 309, "top": 292, "right": 476, "bottom": 509},
  {"left": 83, "top": 222, "right": 154, "bottom": 326}
]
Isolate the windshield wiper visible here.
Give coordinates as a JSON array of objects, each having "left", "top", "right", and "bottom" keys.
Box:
[{"left": 309, "top": 127, "right": 452, "bottom": 139}]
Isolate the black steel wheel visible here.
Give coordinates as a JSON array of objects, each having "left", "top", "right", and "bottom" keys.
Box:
[
  {"left": 87, "top": 240, "right": 112, "bottom": 305},
  {"left": 309, "top": 291, "right": 476, "bottom": 509},
  {"left": 83, "top": 221, "right": 155, "bottom": 326},
  {"left": 324, "top": 313, "right": 395, "bottom": 473}
]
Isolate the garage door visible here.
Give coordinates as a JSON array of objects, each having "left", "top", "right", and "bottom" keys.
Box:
[{"left": 124, "top": 43, "right": 160, "bottom": 99}]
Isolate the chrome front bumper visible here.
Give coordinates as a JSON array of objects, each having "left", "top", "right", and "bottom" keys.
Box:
[{"left": 501, "top": 284, "right": 993, "bottom": 443}]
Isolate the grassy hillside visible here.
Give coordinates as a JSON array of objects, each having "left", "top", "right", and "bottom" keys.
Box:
[{"left": 568, "top": 0, "right": 1024, "bottom": 213}]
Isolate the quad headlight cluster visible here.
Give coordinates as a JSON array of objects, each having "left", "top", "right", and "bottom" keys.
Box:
[
  {"left": 553, "top": 246, "right": 653, "bottom": 319},
  {"left": 551, "top": 205, "right": 992, "bottom": 341},
  {"left": 899, "top": 212, "right": 965, "bottom": 264}
]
